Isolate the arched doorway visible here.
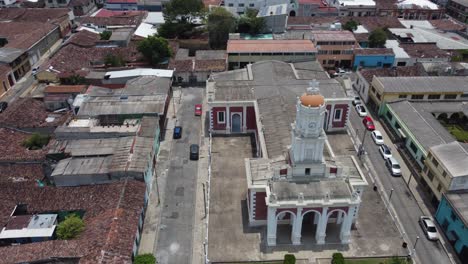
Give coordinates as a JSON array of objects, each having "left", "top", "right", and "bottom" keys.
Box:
[
  {"left": 276, "top": 211, "right": 295, "bottom": 244},
  {"left": 301, "top": 210, "right": 320, "bottom": 244},
  {"left": 325, "top": 209, "right": 347, "bottom": 243},
  {"left": 289, "top": 10, "right": 296, "bottom": 17},
  {"left": 231, "top": 113, "right": 241, "bottom": 133}
]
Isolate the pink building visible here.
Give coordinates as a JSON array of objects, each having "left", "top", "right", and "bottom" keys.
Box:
[{"left": 208, "top": 60, "right": 351, "bottom": 157}]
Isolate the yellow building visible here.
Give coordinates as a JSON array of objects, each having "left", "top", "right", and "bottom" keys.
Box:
[
  {"left": 423, "top": 142, "right": 468, "bottom": 204},
  {"left": 369, "top": 76, "right": 468, "bottom": 114}
]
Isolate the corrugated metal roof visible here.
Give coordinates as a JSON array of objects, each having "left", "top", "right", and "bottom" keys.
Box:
[
  {"left": 377, "top": 76, "right": 468, "bottom": 93},
  {"left": 227, "top": 40, "right": 317, "bottom": 53}
]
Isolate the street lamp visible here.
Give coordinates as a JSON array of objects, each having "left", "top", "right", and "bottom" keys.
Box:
[
  {"left": 413, "top": 235, "right": 420, "bottom": 250},
  {"left": 358, "top": 129, "right": 368, "bottom": 157},
  {"left": 389, "top": 188, "right": 394, "bottom": 201}
]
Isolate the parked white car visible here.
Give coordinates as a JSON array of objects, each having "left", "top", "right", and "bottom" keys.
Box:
[
  {"left": 379, "top": 144, "right": 392, "bottom": 159},
  {"left": 352, "top": 96, "right": 362, "bottom": 106},
  {"left": 385, "top": 157, "right": 402, "bottom": 176},
  {"left": 371, "top": 130, "right": 384, "bottom": 145},
  {"left": 355, "top": 104, "right": 367, "bottom": 117},
  {"left": 419, "top": 216, "right": 439, "bottom": 241}
]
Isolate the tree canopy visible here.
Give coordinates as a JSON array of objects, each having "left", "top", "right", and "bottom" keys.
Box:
[
  {"left": 368, "top": 28, "right": 387, "bottom": 48},
  {"left": 342, "top": 20, "right": 358, "bottom": 31},
  {"left": 56, "top": 214, "right": 85, "bottom": 240},
  {"left": 134, "top": 254, "right": 156, "bottom": 264},
  {"left": 22, "top": 133, "right": 50, "bottom": 150},
  {"left": 137, "top": 35, "right": 172, "bottom": 66},
  {"left": 237, "top": 8, "right": 265, "bottom": 35},
  {"left": 163, "top": 0, "right": 204, "bottom": 22},
  {"left": 104, "top": 53, "right": 125, "bottom": 67},
  {"left": 207, "top": 7, "right": 237, "bottom": 49},
  {"left": 99, "top": 30, "right": 112, "bottom": 40}
]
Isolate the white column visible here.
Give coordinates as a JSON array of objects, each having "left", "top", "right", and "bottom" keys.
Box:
[
  {"left": 243, "top": 106, "right": 247, "bottom": 132},
  {"left": 340, "top": 206, "right": 355, "bottom": 244},
  {"left": 315, "top": 207, "right": 328, "bottom": 245},
  {"left": 267, "top": 207, "right": 277, "bottom": 246},
  {"left": 337, "top": 211, "right": 343, "bottom": 225},
  {"left": 226, "top": 106, "right": 230, "bottom": 133},
  {"left": 292, "top": 208, "right": 303, "bottom": 245}
]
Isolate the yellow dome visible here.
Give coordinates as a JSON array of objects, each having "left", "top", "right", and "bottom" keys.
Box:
[{"left": 300, "top": 93, "right": 324, "bottom": 107}]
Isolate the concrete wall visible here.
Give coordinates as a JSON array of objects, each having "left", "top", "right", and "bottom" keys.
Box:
[{"left": 28, "top": 27, "right": 61, "bottom": 67}]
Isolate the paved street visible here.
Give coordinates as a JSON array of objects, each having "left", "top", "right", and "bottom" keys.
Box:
[
  {"left": 156, "top": 87, "right": 204, "bottom": 264},
  {"left": 0, "top": 39, "right": 62, "bottom": 103},
  {"left": 348, "top": 106, "right": 453, "bottom": 264}
]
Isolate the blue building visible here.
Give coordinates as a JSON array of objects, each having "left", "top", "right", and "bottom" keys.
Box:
[
  {"left": 353, "top": 48, "right": 395, "bottom": 69},
  {"left": 435, "top": 191, "right": 468, "bottom": 263}
]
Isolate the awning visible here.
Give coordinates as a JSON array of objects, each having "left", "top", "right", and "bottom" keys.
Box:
[{"left": 398, "top": 128, "right": 407, "bottom": 139}]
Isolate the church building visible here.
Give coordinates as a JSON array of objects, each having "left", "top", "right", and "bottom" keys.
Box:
[{"left": 208, "top": 60, "right": 367, "bottom": 246}]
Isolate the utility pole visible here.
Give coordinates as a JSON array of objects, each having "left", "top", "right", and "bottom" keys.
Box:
[{"left": 358, "top": 129, "right": 368, "bottom": 157}]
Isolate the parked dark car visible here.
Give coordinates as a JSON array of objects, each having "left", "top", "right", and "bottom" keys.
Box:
[
  {"left": 190, "top": 144, "right": 199, "bottom": 160},
  {"left": 173, "top": 126, "right": 182, "bottom": 139},
  {"left": 0, "top": 101, "right": 8, "bottom": 113}
]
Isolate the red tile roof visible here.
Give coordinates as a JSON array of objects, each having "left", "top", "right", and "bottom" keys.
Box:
[
  {"left": 80, "top": 13, "right": 144, "bottom": 26},
  {"left": 0, "top": 98, "right": 69, "bottom": 128},
  {"left": 48, "top": 43, "right": 141, "bottom": 73},
  {"left": 359, "top": 64, "right": 428, "bottom": 84},
  {"left": 0, "top": 128, "right": 47, "bottom": 162},
  {"left": 355, "top": 48, "right": 394, "bottom": 56},
  {"left": 0, "top": 21, "right": 57, "bottom": 50},
  {"left": 227, "top": 40, "right": 317, "bottom": 53},
  {"left": 0, "top": 8, "right": 70, "bottom": 24},
  {"left": 66, "top": 30, "right": 100, "bottom": 48},
  {"left": 195, "top": 59, "right": 226, "bottom": 72},
  {"left": 312, "top": 30, "right": 357, "bottom": 42},
  {"left": 340, "top": 16, "right": 405, "bottom": 31},
  {"left": 106, "top": 0, "right": 136, "bottom": 3},
  {"left": 429, "top": 19, "right": 467, "bottom": 31},
  {"left": 0, "top": 164, "right": 44, "bottom": 186},
  {"left": 44, "top": 85, "right": 88, "bottom": 94},
  {"left": 0, "top": 180, "right": 146, "bottom": 264},
  {"left": 93, "top": 9, "right": 143, "bottom": 18},
  {"left": 203, "top": 0, "right": 222, "bottom": 6},
  {"left": 400, "top": 43, "right": 451, "bottom": 59}
]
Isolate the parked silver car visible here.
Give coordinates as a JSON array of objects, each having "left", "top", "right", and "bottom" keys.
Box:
[
  {"left": 385, "top": 157, "right": 401, "bottom": 176},
  {"left": 419, "top": 216, "right": 439, "bottom": 241}
]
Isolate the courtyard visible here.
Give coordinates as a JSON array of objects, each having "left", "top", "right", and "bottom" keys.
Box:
[{"left": 208, "top": 134, "right": 406, "bottom": 263}]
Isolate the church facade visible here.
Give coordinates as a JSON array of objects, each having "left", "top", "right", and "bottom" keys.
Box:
[{"left": 207, "top": 61, "right": 367, "bottom": 246}]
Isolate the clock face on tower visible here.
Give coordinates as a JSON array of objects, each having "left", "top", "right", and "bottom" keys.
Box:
[{"left": 308, "top": 122, "right": 316, "bottom": 129}]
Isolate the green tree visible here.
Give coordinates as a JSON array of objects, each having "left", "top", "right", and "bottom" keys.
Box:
[
  {"left": 157, "top": 21, "right": 194, "bottom": 39},
  {"left": 343, "top": 20, "right": 358, "bottom": 31},
  {"left": 22, "top": 133, "right": 50, "bottom": 150},
  {"left": 237, "top": 8, "right": 265, "bottom": 35},
  {"left": 56, "top": 214, "right": 85, "bottom": 240},
  {"left": 207, "top": 7, "right": 237, "bottom": 49},
  {"left": 332, "top": 252, "right": 345, "bottom": 264},
  {"left": 61, "top": 74, "right": 86, "bottom": 85},
  {"left": 104, "top": 53, "right": 125, "bottom": 67},
  {"left": 99, "top": 30, "right": 112, "bottom": 40},
  {"left": 368, "top": 28, "right": 387, "bottom": 48},
  {"left": 283, "top": 254, "right": 296, "bottom": 264},
  {"left": 134, "top": 254, "right": 156, "bottom": 264},
  {"left": 163, "top": 0, "right": 204, "bottom": 22},
  {"left": 137, "top": 35, "right": 172, "bottom": 66}
]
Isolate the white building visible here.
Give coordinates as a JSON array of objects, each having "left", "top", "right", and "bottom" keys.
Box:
[
  {"left": 245, "top": 81, "right": 367, "bottom": 246},
  {"left": 328, "top": 0, "right": 376, "bottom": 17},
  {"left": 223, "top": 0, "right": 299, "bottom": 16}
]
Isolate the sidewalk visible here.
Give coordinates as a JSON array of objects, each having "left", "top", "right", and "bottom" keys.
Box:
[
  {"left": 0, "top": 39, "right": 63, "bottom": 101},
  {"left": 138, "top": 89, "right": 181, "bottom": 255},
  {"left": 349, "top": 116, "right": 459, "bottom": 264}
]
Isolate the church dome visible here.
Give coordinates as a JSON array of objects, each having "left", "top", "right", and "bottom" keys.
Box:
[{"left": 300, "top": 93, "right": 324, "bottom": 107}]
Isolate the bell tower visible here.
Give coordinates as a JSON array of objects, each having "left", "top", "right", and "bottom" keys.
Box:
[{"left": 290, "top": 80, "right": 327, "bottom": 172}]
